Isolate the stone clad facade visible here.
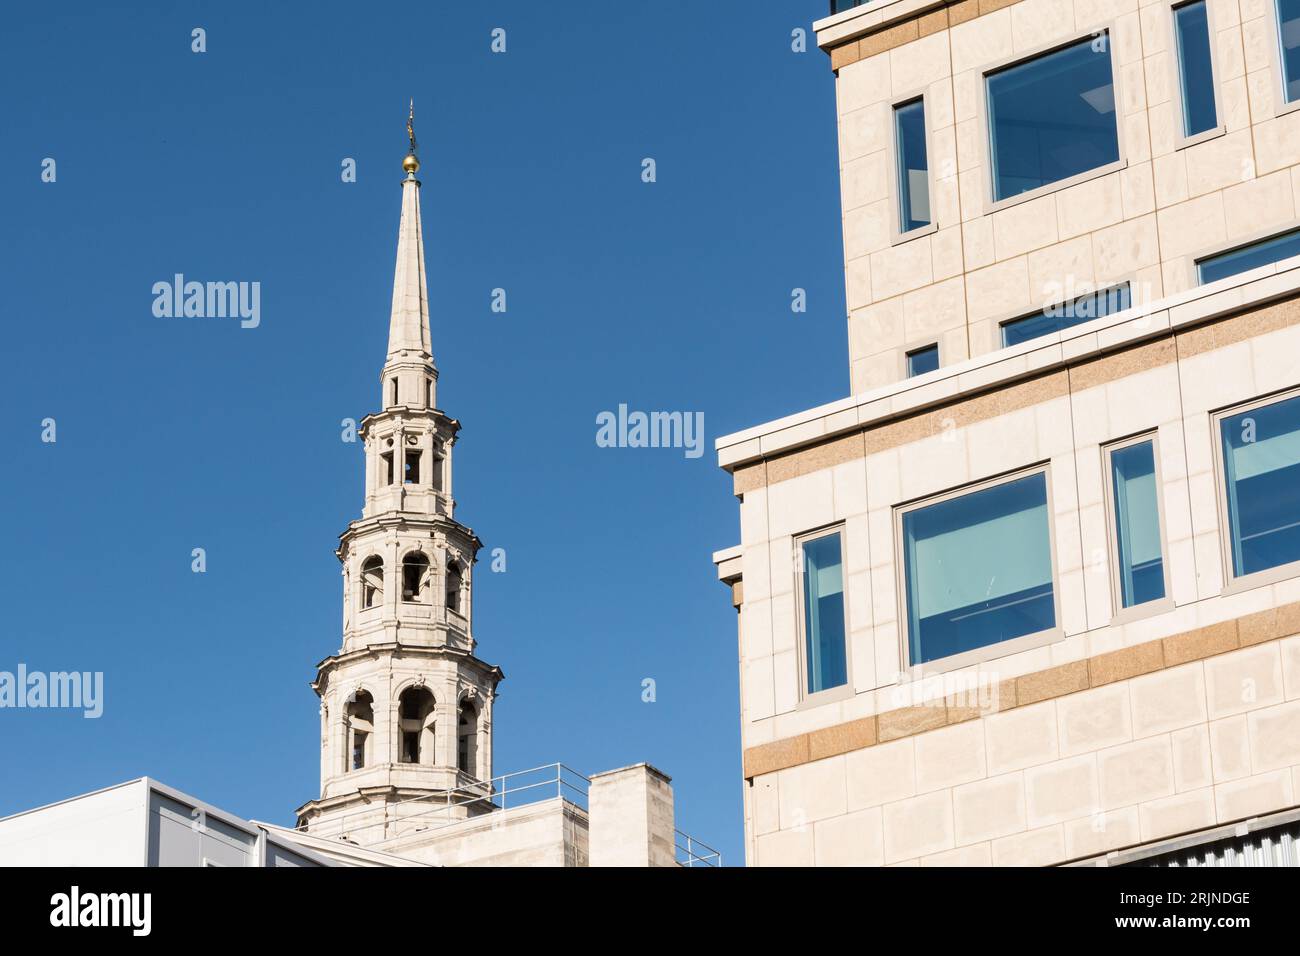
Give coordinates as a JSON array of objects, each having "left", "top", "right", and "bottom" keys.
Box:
[
  {"left": 826, "top": 0, "right": 1300, "bottom": 392},
  {"left": 714, "top": 0, "right": 1300, "bottom": 866}
]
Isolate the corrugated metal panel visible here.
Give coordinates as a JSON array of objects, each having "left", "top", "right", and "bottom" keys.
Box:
[{"left": 1133, "top": 820, "right": 1300, "bottom": 867}]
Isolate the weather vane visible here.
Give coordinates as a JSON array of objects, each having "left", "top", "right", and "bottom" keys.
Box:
[{"left": 403, "top": 98, "right": 421, "bottom": 175}]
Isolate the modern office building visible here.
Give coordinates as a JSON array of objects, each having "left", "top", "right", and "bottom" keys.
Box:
[{"left": 714, "top": 0, "right": 1300, "bottom": 866}]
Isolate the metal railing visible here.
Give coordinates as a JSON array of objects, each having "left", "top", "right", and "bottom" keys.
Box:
[
  {"left": 493, "top": 763, "right": 590, "bottom": 812},
  {"left": 309, "top": 762, "right": 723, "bottom": 866},
  {"left": 675, "top": 829, "right": 723, "bottom": 867},
  {"left": 313, "top": 762, "right": 590, "bottom": 844}
]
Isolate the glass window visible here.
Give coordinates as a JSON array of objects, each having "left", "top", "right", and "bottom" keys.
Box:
[
  {"left": 1174, "top": 1, "right": 1218, "bottom": 137},
  {"left": 902, "top": 472, "right": 1056, "bottom": 665},
  {"left": 1219, "top": 393, "right": 1300, "bottom": 577},
  {"left": 1001, "top": 284, "right": 1131, "bottom": 347},
  {"left": 799, "top": 531, "right": 848, "bottom": 695},
  {"left": 987, "top": 36, "right": 1120, "bottom": 202},
  {"left": 1279, "top": 0, "right": 1300, "bottom": 103},
  {"left": 907, "top": 344, "right": 939, "bottom": 377},
  {"left": 894, "top": 98, "right": 931, "bottom": 233},
  {"left": 1108, "top": 439, "right": 1167, "bottom": 608},
  {"left": 1197, "top": 227, "right": 1300, "bottom": 283}
]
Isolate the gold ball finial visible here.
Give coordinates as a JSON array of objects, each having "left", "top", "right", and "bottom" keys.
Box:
[{"left": 403, "top": 153, "right": 420, "bottom": 174}]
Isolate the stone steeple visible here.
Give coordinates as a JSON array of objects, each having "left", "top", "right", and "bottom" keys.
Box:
[
  {"left": 296, "top": 108, "right": 503, "bottom": 846},
  {"left": 385, "top": 168, "right": 432, "bottom": 356},
  {"left": 381, "top": 107, "right": 437, "bottom": 413}
]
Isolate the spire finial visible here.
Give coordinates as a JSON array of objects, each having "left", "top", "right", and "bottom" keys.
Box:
[{"left": 403, "top": 99, "right": 420, "bottom": 175}]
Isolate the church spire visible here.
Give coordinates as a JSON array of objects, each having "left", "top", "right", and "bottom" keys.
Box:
[
  {"left": 296, "top": 108, "right": 502, "bottom": 842},
  {"left": 386, "top": 101, "right": 432, "bottom": 373}
]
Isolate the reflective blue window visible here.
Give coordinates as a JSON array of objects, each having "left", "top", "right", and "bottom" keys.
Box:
[
  {"left": 800, "top": 532, "right": 847, "bottom": 694},
  {"left": 1174, "top": 2, "right": 1218, "bottom": 137},
  {"left": 1110, "top": 440, "right": 1166, "bottom": 608},
  {"left": 987, "top": 36, "right": 1120, "bottom": 201},
  {"left": 1001, "top": 284, "right": 1131, "bottom": 347},
  {"left": 1220, "top": 394, "right": 1300, "bottom": 577},
  {"left": 894, "top": 98, "right": 931, "bottom": 233},
  {"left": 1197, "top": 228, "right": 1300, "bottom": 283},
  {"left": 907, "top": 344, "right": 939, "bottom": 377},
  {"left": 1279, "top": 0, "right": 1300, "bottom": 102},
  {"left": 903, "top": 473, "right": 1056, "bottom": 665}
]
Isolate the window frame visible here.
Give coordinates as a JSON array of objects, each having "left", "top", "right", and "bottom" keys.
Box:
[
  {"left": 1101, "top": 432, "right": 1175, "bottom": 624},
  {"left": 977, "top": 26, "right": 1128, "bottom": 214},
  {"left": 886, "top": 90, "right": 940, "bottom": 246},
  {"left": 1190, "top": 221, "right": 1300, "bottom": 287},
  {"left": 1264, "top": 0, "right": 1300, "bottom": 117},
  {"left": 893, "top": 464, "right": 1065, "bottom": 675},
  {"left": 792, "top": 523, "right": 854, "bottom": 706},
  {"left": 1166, "top": 0, "right": 1227, "bottom": 149},
  {"left": 997, "top": 280, "right": 1135, "bottom": 349},
  {"left": 904, "top": 342, "right": 941, "bottom": 378},
  {"left": 1212, "top": 387, "right": 1300, "bottom": 594}
]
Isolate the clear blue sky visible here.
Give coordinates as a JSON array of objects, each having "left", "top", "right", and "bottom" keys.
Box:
[{"left": 1, "top": 1, "right": 846, "bottom": 864}]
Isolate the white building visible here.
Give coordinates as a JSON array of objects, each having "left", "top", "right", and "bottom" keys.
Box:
[
  {"left": 0, "top": 778, "right": 346, "bottom": 868},
  {"left": 0, "top": 123, "right": 719, "bottom": 869}
]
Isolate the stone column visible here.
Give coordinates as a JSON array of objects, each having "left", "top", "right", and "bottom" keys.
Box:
[
  {"left": 444, "top": 440, "right": 454, "bottom": 506},
  {"left": 421, "top": 430, "right": 434, "bottom": 490},
  {"left": 373, "top": 679, "right": 391, "bottom": 772},
  {"left": 383, "top": 538, "right": 399, "bottom": 633},
  {"left": 363, "top": 435, "right": 374, "bottom": 504},
  {"left": 438, "top": 678, "right": 458, "bottom": 769},
  {"left": 341, "top": 564, "right": 351, "bottom": 639},
  {"left": 319, "top": 700, "right": 330, "bottom": 790},
  {"left": 479, "top": 696, "right": 493, "bottom": 782},
  {"left": 587, "top": 764, "right": 676, "bottom": 867},
  {"left": 463, "top": 560, "right": 473, "bottom": 630}
]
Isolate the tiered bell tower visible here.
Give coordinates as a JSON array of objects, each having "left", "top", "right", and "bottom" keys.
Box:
[{"left": 296, "top": 108, "right": 503, "bottom": 845}]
